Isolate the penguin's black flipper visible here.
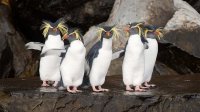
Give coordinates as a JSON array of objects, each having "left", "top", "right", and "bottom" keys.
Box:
[
  {"left": 86, "top": 41, "right": 102, "bottom": 68},
  {"left": 81, "top": 41, "right": 102, "bottom": 88},
  {"left": 141, "top": 36, "right": 149, "bottom": 49}
]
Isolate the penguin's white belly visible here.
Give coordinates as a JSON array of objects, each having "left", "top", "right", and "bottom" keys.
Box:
[
  {"left": 122, "top": 35, "right": 145, "bottom": 86},
  {"left": 89, "top": 49, "right": 112, "bottom": 86},
  {"left": 60, "top": 41, "right": 86, "bottom": 87},
  {"left": 144, "top": 39, "right": 158, "bottom": 82},
  {"left": 39, "top": 35, "right": 65, "bottom": 81},
  {"left": 40, "top": 56, "right": 62, "bottom": 81}
]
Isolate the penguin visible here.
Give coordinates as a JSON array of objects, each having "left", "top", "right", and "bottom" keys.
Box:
[
  {"left": 86, "top": 26, "right": 119, "bottom": 92},
  {"left": 60, "top": 29, "right": 86, "bottom": 93},
  {"left": 143, "top": 26, "right": 164, "bottom": 88},
  {"left": 122, "top": 22, "right": 148, "bottom": 92},
  {"left": 39, "top": 19, "right": 68, "bottom": 87}
]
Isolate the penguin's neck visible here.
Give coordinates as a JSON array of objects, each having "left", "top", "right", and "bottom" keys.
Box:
[
  {"left": 47, "top": 34, "right": 62, "bottom": 41},
  {"left": 48, "top": 30, "right": 60, "bottom": 36},
  {"left": 45, "top": 34, "right": 64, "bottom": 49},
  {"left": 147, "top": 32, "right": 157, "bottom": 40},
  {"left": 68, "top": 36, "right": 78, "bottom": 43},
  {"left": 101, "top": 38, "right": 112, "bottom": 50}
]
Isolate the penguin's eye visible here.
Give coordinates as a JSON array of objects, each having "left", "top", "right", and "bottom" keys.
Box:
[
  {"left": 110, "top": 31, "right": 113, "bottom": 35},
  {"left": 102, "top": 31, "right": 106, "bottom": 36}
]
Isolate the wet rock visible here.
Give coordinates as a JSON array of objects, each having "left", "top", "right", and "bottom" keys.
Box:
[
  {"left": 154, "top": 61, "right": 179, "bottom": 75},
  {"left": 10, "top": 0, "right": 115, "bottom": 42},
  {"left": 106, "top": 0, "right": 175, "bottom": 26},
  {"left": 0, "top": 4, "right": 38, "bottom": 78},
  {"left": 157, "top": 43, "right": 200, "bottom": 74},
  {"left": 164, "top": 0, "right": 200, "bottom": 58},
  {"left": 0, "top": 75, "right": 200, "bottom": 112},
  {"left": 158, "top": 0, "right": 200, "bottom": 74}
]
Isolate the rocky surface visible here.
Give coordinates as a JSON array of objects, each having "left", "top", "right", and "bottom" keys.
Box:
[
  {"left": 157, "top": 43, "right": 200, "bottom": 74},
  {"left": 106, "top": 0, "right": 175, "bottom": 26},
  {"left": 10, "top": 0, "right": 115, "bottom": 42},
  {"left": 184, "top": 0, "right": 200, "bottom": 13},
  {"left": 0, "top": 75, "right": 200, "bottom": 112},
  {"left": 164, "top": 0, "right": 200, "bottom": 58},
  {"left": 84, "top": 0, "right": 175, "bottom": 50},
  {"left": 0, "top": 4, "right": 39, "bottom": 78}
]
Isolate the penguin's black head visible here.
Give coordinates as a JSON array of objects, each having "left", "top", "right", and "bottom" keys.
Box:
[
  {"left": 97, "top": 26, "right": 120, "bottom": 40},
  {"left": 143, "top": 25, "right": 164, "bottom": 40},
  {"left": 124, "top": 22, "right": 145, "bottom": 37},
  {"left": 40, "top": 18, "right": 68, "bottom": 38},
  {"left": 129, "top": 22, "right": 145, "bottom": 28},
  {"left": 62, "top": 29, "right": 82, "bottom": 43},
  {"left": 101, "top": 26, "right": 114, "bottom": 39},
  {"left": 144, "top": 25, "right": 157, "bottom": 30}
]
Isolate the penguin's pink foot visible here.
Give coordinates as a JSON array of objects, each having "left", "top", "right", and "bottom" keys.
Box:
[
  {"left": 41, "top": 81, "right": 50, "bottom": 87},
  {"left": 53, "top": 81, "right": 58, "bottom": 87},
  {"left": 126, "top": 85, "right": 134, "bottom": 91},
  {"left": 98, "top": 86, "right": 109, "bottom": 92},
  {"left": 73, "top": 87, "right": 83, "bottom": 92},
  {"left": 67, "top": 86, "right": 76, "bottom": 93},
  {"left": 92, "top": 86, "right": 101, "bottom": 92},
  {"left": 135, "top": 86, "right": 146, "bottom": 92}
]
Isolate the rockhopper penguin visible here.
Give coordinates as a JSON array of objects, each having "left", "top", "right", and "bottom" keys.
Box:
[
  {"left": 39, "top": 19, "right": 68, "bottom": 87},
  {"left": 60, "top": 29, "right": 86, "bottom": 93},
  {"left": 143, "top": 26, "right": 164, "bottom": 88},
  {"left": 122, "top": 22, "right": 148, "bottom": 92},
  {"left": 86, "top": 26, "right": 119, "bottom": 92}
]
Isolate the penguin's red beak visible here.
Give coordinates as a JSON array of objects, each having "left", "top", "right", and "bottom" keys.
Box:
[
  {"left": 62, "top": 34, "right": 68, "bottom": 40},
  {"left": 154, "top": 31, "right": 160, "bottom": 36},
  {"left": 106, "top": 32, "right": 111, "bottom": 37}
]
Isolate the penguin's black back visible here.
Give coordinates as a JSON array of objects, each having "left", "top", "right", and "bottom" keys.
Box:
[{"left": 86, "top": 40, "right": 103, "bottom": 68}]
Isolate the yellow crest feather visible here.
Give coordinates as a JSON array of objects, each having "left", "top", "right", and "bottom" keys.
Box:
[
  {"left": 155, "top": 27, "right": 164, "bottom": 40},
  {"left": 97, "top": 28, "right": 106, "bottom": 40},
  {"left": 57, "top": 20, "right": 68, "bottom": 36},
  {"left": 143, "top": 29, "right": 153, "bottom": 38},
  {"left": 69, "top": 30, "right": 82, "bottom": 40},
  {"left": 40, "top": 21, "right": 52, "bottom": 38},
  {"left": 110, "top": 27, "right": 120, "bottom": 41},
  {"left": 131, "top": 23, "right": 143, "bottom": 37}
]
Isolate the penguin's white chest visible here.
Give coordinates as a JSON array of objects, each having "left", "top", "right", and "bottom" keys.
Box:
[
  {"left": 44, "top": 35, "right": 65, "bottom": 50},
  {"left": 89, "top": 38, "right": 112, "bottom": 86},
  {"left": 60, "top": 40, "right": 86, "bottom": 87},
  {"left": 39, "top": 34, "right": 65, "bottom": 82},
  {"left": 144, "top": 38, "right": 158, "bottom": 82},
  {"left": 122, "top": 34, "right": 145, "bottom": 86}
]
